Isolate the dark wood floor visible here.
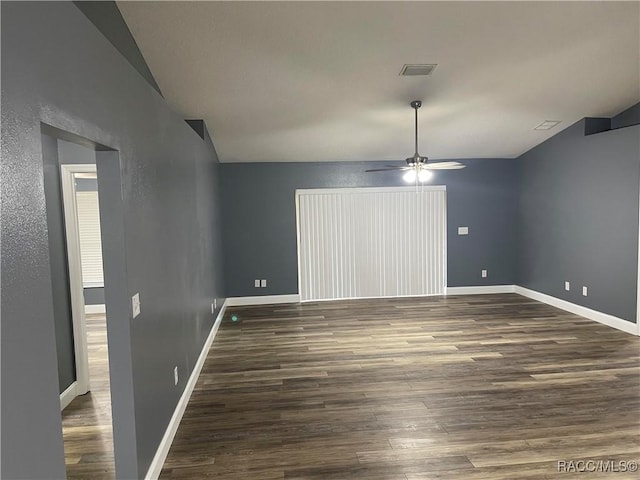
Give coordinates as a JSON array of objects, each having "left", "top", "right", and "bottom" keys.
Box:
[
  {"left": 161, "top": 294, "right": 640, "bottom": 479},
  {"left": 62, "top": 313, "right": 115, "bottom": 480}
]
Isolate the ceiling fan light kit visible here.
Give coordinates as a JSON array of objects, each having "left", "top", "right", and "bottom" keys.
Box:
[
  {"left": 402, "top": 169, "right": 433, "bottom": 183},
  {"left": 366, "top": 100, "right": 466, "bottom": 182}
]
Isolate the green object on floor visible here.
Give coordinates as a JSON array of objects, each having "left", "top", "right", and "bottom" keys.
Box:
[{"left": 231, "top": 314, "right": 239, "bottom": 322}]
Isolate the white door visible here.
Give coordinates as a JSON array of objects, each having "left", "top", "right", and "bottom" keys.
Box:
[{"left": 296, "top": 186, "right": 446, "bottom": 302}]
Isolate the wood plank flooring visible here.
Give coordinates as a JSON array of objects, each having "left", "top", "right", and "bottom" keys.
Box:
[
  {"left": 160, "top": 294, "right": 640, "bottom": 479},
  {"left": 62, "top": 313, "right": 115, "bottom": 480}
]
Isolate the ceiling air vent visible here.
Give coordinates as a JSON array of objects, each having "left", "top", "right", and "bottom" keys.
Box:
[
  {"left": 534, "top": 120, "right": 561, "bottom": 130},
  {"left": 399, "top": 64, "right": 437, "bottom": 76}
]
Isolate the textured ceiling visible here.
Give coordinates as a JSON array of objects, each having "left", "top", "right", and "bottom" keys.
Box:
[{"left": 118, "top": 1, "right": 639, "bottom": 163}]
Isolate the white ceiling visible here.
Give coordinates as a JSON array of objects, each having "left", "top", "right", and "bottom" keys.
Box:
[{"left": 118, "top": 1, "right": 640, "bottom": 163}]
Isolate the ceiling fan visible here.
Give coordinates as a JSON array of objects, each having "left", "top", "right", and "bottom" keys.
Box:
[{"left": 366, "top": 100, "right": 465, "bottom": 182}]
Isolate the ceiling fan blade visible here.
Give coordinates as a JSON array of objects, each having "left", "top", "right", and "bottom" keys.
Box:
[
  {"left": 425, "top": 161, "right": 466, "bottom": 170},
  {"left": 365, "top": 102, "right": 465, "bottom": 176},
  {"left": 365, "top": 167, "right": 411, "bottom": 172}
]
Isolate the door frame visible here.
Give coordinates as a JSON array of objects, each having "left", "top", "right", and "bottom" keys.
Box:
[
  {"left": 60, "top": 163, "right": 97, "bottom": 398},
  {"left": 637, "top": 183, "right": 640, "bottom": 334}
]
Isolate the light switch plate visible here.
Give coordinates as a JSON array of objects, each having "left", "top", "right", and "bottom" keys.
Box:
[
  {"left": 261, "top": 279, "right": 267, "bottom": 287},
  {"left": 458, "top": 226, "right": 469, "bottom": 235},
  {"left": 254, "top": 279, "right": 260, "bottom": 288},
  {"left": 132, "top": 293, "right": 141, "bottom": 318}
]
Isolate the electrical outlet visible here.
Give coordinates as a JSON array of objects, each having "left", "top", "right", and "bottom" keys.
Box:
[
  {"left": 261, "top": 279, "right": 267, "bottom": 288},
  {"left": 457, "top": 226, "right": 469, "bottom": 235},
  {"left": 582, "top": 286, "right": 588, "bottom": 296},
  {"left": 211, "top": 302, "right": 215, "bottom": 314},
  {"left": 173, "top": 366, "right": 179, "bottom": 386},
  {"left": 254, "top": 279, "right": 260, "bottom": 288},
  {"left": 481, "top": 270, "right": 487, "bottom": 278},
  {"left": 132, "top": 293, "right": 141, "bottom": 318},
  {"left": 565, "top": 281, "right": 570, "bottom": 291},
  {"left": 214, "top": 299, "right": 217, "bottom": 310}
]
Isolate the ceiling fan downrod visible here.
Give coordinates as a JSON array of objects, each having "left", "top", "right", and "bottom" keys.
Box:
[
  {"left": 408, "top": 100, "right": 424, "bottom": 165},
  {"left": 363, "top": 100, "right": 465, "bottom": 178}
]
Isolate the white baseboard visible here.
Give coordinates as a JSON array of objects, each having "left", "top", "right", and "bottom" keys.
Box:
[
  {"left": 144, "top": 299, "right": 228, "bottom": 480},
  {"left": 514, "top": 286, "right": 639, "bottom": 336},
  {"left": 446, "top": 285, "right": 515, "bottom": 295},
  {"left": 226, "top": 294, "right": 300, "bottom": 306},
  {"left": 84, "top": 304, "right": 106, "bottom": 314},
  {"left": 229, "top": 290, "right": 516, "bottom": 304},
  {"left": 60, "top": 381, "right": 78, "bottom": 411}
]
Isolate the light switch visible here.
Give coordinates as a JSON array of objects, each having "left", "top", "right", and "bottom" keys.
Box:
[
  {"left": 132, "top": 293, "right": 141, "bottom": 318},
  {"left": 458, "top": 226, "right": 469, "bottom": 235}
]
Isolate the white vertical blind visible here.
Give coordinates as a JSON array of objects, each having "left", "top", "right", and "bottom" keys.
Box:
[
  {"left": 297, "top": 186, "right": 446, "bottom": 302},
  {"left": 75, "top": 191, "right": 104, "bottom": 287}
]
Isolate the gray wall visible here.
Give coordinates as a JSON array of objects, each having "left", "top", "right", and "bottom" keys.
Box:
[
  {"left": 1, "top": 2, "right": 224, "bottom": 479},
  {"left": 42, "top": 134, "right": 77, "bottom": 395},
  {"left": 73, "top": 0, "right": 162, "bottom": 95},
  {"left": 221, "top": 159, "right": 518, "bottom": 297},
  {"left": 45, "top": 139, "right": 98, "bottom": 393},
  {"left": 517, "top": 118, "right": 639, "bottom": 322},
  {"left": 76, "top": 177, "right": 98, "bottom": 191},
  {"left": 59, "top": 138, "right": 97, "bottom": 165},
  {"left": 611, "top": 101, "right": 640, "bottom": 130},
  {"left": 84, "top": 287, "right": 105, "bottom": 305},
  {"left": 43, "top": 137, "right": 106, "bottom": 392}
]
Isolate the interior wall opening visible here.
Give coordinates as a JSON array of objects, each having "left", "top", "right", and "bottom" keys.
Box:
[{"left": 41, "top": 125, "right": 119, "bottom": 479}]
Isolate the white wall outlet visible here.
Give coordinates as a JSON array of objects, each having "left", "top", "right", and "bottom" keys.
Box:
[
  {"left": 458, "top": 226, "right": 469, "bottom": 235},
  {"left": 481, "top": 269, "right": 488, "bottom": 278},
  {"left": 582, "top": 286, "right": 588, "bottom": 296},
  {"left": 254, "top": 279, "right": 260, "bottom": 288},
  {"left": 211, "top": 302, "right": 215, "bottom": 314},
  {"left": 132, "top": 293, "right": 141, "bottom": 318},
  {"left": 214, "top": 299, "right": 217, "bottom": 310},
  {"left": 261, "top": 279, "right": 267, "bottom": 287},
  {"left": 565, "top": 281, "right": 570, "bottom": 291},
  {"left": 173, "top": 366, "right": 179, "bottom": 386}
]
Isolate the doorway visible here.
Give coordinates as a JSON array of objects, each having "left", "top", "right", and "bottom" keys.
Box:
[
  {"left": 41, "top": 129, "right": 116, "bottom": 479},
  {"left": 60, "top": 164, "right": 99, "bottom": 400},
  {"left": 60, "top": 164, "right": 115, "bottom": 478}
]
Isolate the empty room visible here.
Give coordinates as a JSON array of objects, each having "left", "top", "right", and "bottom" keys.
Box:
[{"left": 1, "top": 1, "right": 639, "bottom": 479}]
